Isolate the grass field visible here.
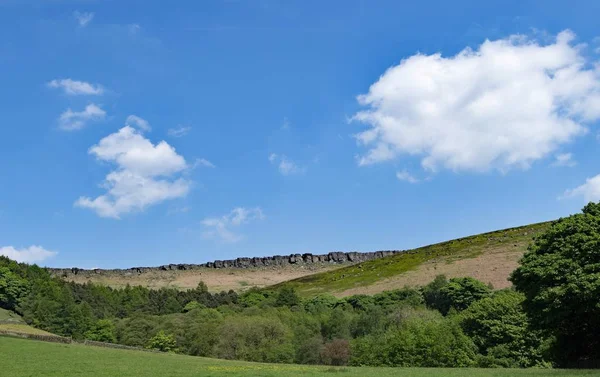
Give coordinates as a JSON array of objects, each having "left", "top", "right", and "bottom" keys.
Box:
[
  {"left": 0, "top": 308, "right": 56, "bottom": 335},
  {"left": 276, "top": 222, "right": 551, "bottom": 296},
  {"left": 1, "top": 336, "right": 596, "bottom": 377}
]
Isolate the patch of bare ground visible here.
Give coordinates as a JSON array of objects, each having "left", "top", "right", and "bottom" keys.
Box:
[
  {"left": 63, "top": 264, "right": 343, "bottom": 292},
  {"left": 337, "top": 244, "right": 525, "bottom": 297}
]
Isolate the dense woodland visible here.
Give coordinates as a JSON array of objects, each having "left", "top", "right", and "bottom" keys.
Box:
[{"left": 2, "top": 203, "right": 600, "bottom": 368}]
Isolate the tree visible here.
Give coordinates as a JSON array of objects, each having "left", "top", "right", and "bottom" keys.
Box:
[
  {"left": 275, "top": 287, "right": 301, "bottom": 308},
  {"left": 0, "top": 267, "right": 28, "bottom": 311},
  {"left": 321, "top": 339, "right": 350, "bottom": 366},
  {"left": 424, "top": 276, "right": 491, "bottom": 315},
  {"left": 460, "top": 290, "right": 549, "bottom": 367},
  {"left": 85, "top": 319, "right": 117, "bottom": 343},
  {"left": 147, "top": 330, "right": 178, "bottom": 352},
  {"left": 511, "top": 203, "right": 600, "bottom": 367},
  {"left": 351, "top": 314, "right": 477, "bottom": 367}
]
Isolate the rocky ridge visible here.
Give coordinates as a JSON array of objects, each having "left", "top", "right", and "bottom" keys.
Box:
[{"left": 48, "top": 250, "right": 404, "bottom": 278}]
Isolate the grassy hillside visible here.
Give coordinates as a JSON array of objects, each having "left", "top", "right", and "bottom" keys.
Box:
[
  {"left": 274, "top": 222, "right": 551, "bottom": 296},
  {"left": 0, "top": 308, "right": 55, "bottom": 336},
  {"left": 1, "top": 336, "right": 595, "bottom": 377}
]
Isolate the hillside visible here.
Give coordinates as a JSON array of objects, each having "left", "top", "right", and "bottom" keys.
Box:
[
  {"left": 50, "top": 221, "right": 551, "bottom": 296},
  {"left": 0, "top": 308, "right": 55, "bottom": 336},
  {"left": 1, "top": 336, "right": 593, "bottom": 377},
  {"left": 275, "top": 222, "right": 551, "bottom": 296}
]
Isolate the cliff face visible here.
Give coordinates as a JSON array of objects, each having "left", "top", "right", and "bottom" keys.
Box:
[{"left": 48, "top": 250, "right": 404, "bottom": 279}]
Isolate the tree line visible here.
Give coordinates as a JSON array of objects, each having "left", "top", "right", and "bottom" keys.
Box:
[{"left": 2, "top": 202, "right": 600, "bottom": 368}]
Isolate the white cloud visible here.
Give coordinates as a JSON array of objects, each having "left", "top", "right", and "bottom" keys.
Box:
[
  {"left": 201, "top": 207, "right": 264, "bottom": 243},
  {"left": 168, "top": 126, "right": 191, "bottom": 137},
  {"left": 0, "top": 245, "right": 57, "bottom": 264},
  {"left": 74, "top": 11, "right": 94, "bottom": 27},
  {"left": 269, "top": 153, "right": 305, "bottom": 175},
  {"left": 48, "top": 79, "right": 103, "bottom": 95},
  {"left": 552, "top": 153, "right": 576, "bottom": 167},
  {"left": 126, "top": 115, "right": 151, "bottom": 131},
  {"left": 354, "top": 30, "right": 600, "bottom": 173},
  {"left": 75, "top": 126, "right": 191, "bottom": 218},
  {"left": 282, "top": 117, "right": 291, "bottom": 130},
  {"left": 59, "top": 104, "right": 106, "bottom": 131},
  {"left": 396, "top": 170, "right": 420, "bottom": 183},
  {"left": 192, "top": 158, "right": 215, "bottom": 169},
  {"left": 564, "top": 175, "right": 600, "bottom": 202}
]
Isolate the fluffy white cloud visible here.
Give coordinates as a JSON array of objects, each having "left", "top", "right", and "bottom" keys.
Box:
[
  {"left": 269, "top": 153, "right": 305, "bottom": 175},
  {"left": 48, "top": 79, "right": 103, "bottom": 95},
  {"left": 396, "top": 170, "right": 420, "bottom": 183},
  {"left": 75, "top": 126, "right": 191, "bottom": 218},
  {"left": 202, "top": 207, "right": 264, "bottom": 243},
  {"left": 168, "top": 126, "right": 191, "bottom": 137},
  {"left": 0, "top": 245, "right": 57, "bottom": 264},
  {"left": 552, "top": 153, "right": 576, "bottom": 167},
  {"left": 354, "top": 30, "right": 600, "bottom": 173},
  {"left": 74, "top": 11, "right": 94, "bottom": 27},
  {"left": 126, "top": 115, "right": 151, "bottom": 131},
  {"left": 59, "top": 104, "right": 106, "bottom": 131}
]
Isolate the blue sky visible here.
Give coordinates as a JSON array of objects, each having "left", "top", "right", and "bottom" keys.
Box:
[{"left": 1, "top": 0, "right": 600, "bottom": 268}]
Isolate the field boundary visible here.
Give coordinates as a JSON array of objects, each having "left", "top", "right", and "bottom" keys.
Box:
[{"left": 0, "top": 329, "right": 159, "bottom": 353}]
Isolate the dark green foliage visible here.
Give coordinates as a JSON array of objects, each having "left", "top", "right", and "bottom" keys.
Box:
[
  {"left": 460, "top": 290, "right": 548, "bottom": 368},
  {"left": 275, "top": 287, "right": 301, "bottom": 308},
  {"left": 511, "top": 202, "right": 600, "bottom": 367},
  {"left": 424, "top": 275, "right": 491, "bottom": 315},
  {"left": 216, "top": 316, "right": 294, "bottom": 363}
]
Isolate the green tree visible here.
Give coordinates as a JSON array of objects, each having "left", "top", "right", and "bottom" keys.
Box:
[
  {"left": 275, "top": 287, "right": 301, "bottom": 308},
  {"left": 0, "top": 267, "right": 28, "bottom": 311},
  {"left": 460, "top": 290, "right": 549, "bottom": 367},
  {"left": 351, "top": 314, "right": 477, "bottom": 367},
  {"left": 425, "top": 276, "right": 491, "bottom": 315},
  {"left": 511, "top": 202, "right": 600, "bottom": 366},
  {"left": 85, "top": 319, "right": 117, "bottom": 343},
  {"left": 147, "top": 330, "right": 178, "bottom": 352}
]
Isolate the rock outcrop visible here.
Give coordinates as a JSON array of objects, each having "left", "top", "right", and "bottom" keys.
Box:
[{"left": 48, "top": 250, "right": 404, "bottom": 279}]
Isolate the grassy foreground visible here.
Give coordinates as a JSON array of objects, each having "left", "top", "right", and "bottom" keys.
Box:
[{"left": 1, "top": 336, "right": 596, "bottom": 377}]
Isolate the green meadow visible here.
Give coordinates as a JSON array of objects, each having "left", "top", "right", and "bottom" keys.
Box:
[{"left": 1, "top": 336, "right": 596, "bottom": 377}]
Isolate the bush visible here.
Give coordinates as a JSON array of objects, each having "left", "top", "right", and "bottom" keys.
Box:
[
  {"left": 146, "top": 330, "right": 177, "bottom": 352},
  {"left": 321, "top": 339, "right": 350, "bottom": 366}
]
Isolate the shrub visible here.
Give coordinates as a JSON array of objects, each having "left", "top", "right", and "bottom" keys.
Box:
[{"left": 321, "top": 339, "right": 350, "bottom": 366}]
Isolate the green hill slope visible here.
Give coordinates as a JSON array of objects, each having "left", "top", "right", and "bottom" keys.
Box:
[
  {"left": 1, "top": 336, "right": 593, "bottom": 377},
  {"left": 274, "top": 222, "right": 551, "bottom": 296}
]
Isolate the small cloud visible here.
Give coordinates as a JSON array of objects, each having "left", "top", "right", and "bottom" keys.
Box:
[
  {"left": 201, "top": 207, "right": 264, "bottom": 243},
  {"left": 168, "top": 206, "right": 191, "bottom": 215},
  {"left": 269, "top": 153, "right": 305, "bottom": 175},
  {"left": 563, "top": 174, "right": 600, "bottom": 202},
  {"left": 552, "top": 153, "right": 576, "bottom": 167},
  {"left": 59, "top": 104, "right": 106, "bottom": 131},
  {"left": 168, "top": 126, "right": 192, "bottom": 138},
  {"left": 126, "top": 115, "right": 151, "bottom": 132},
  {"left": 129, "top": 24, "right": 141, "bottom": 35},
  {"left": 48, "top": 79, "right": 103, "bottom": 96},
  {"left": 282, "top": 117, "right": 291, "bottom": 130},
  {"left": 396, "top": 170, "right": 420, "bottom": 184},
  {"left": 192, "top": 158, "right": 215, "bottom": 169},
  {"left": 0, "top": 245, "right": 57, "bottom": 264},
  {"left": 74, "top": 11, "right": 94, "bottom": 27}
]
